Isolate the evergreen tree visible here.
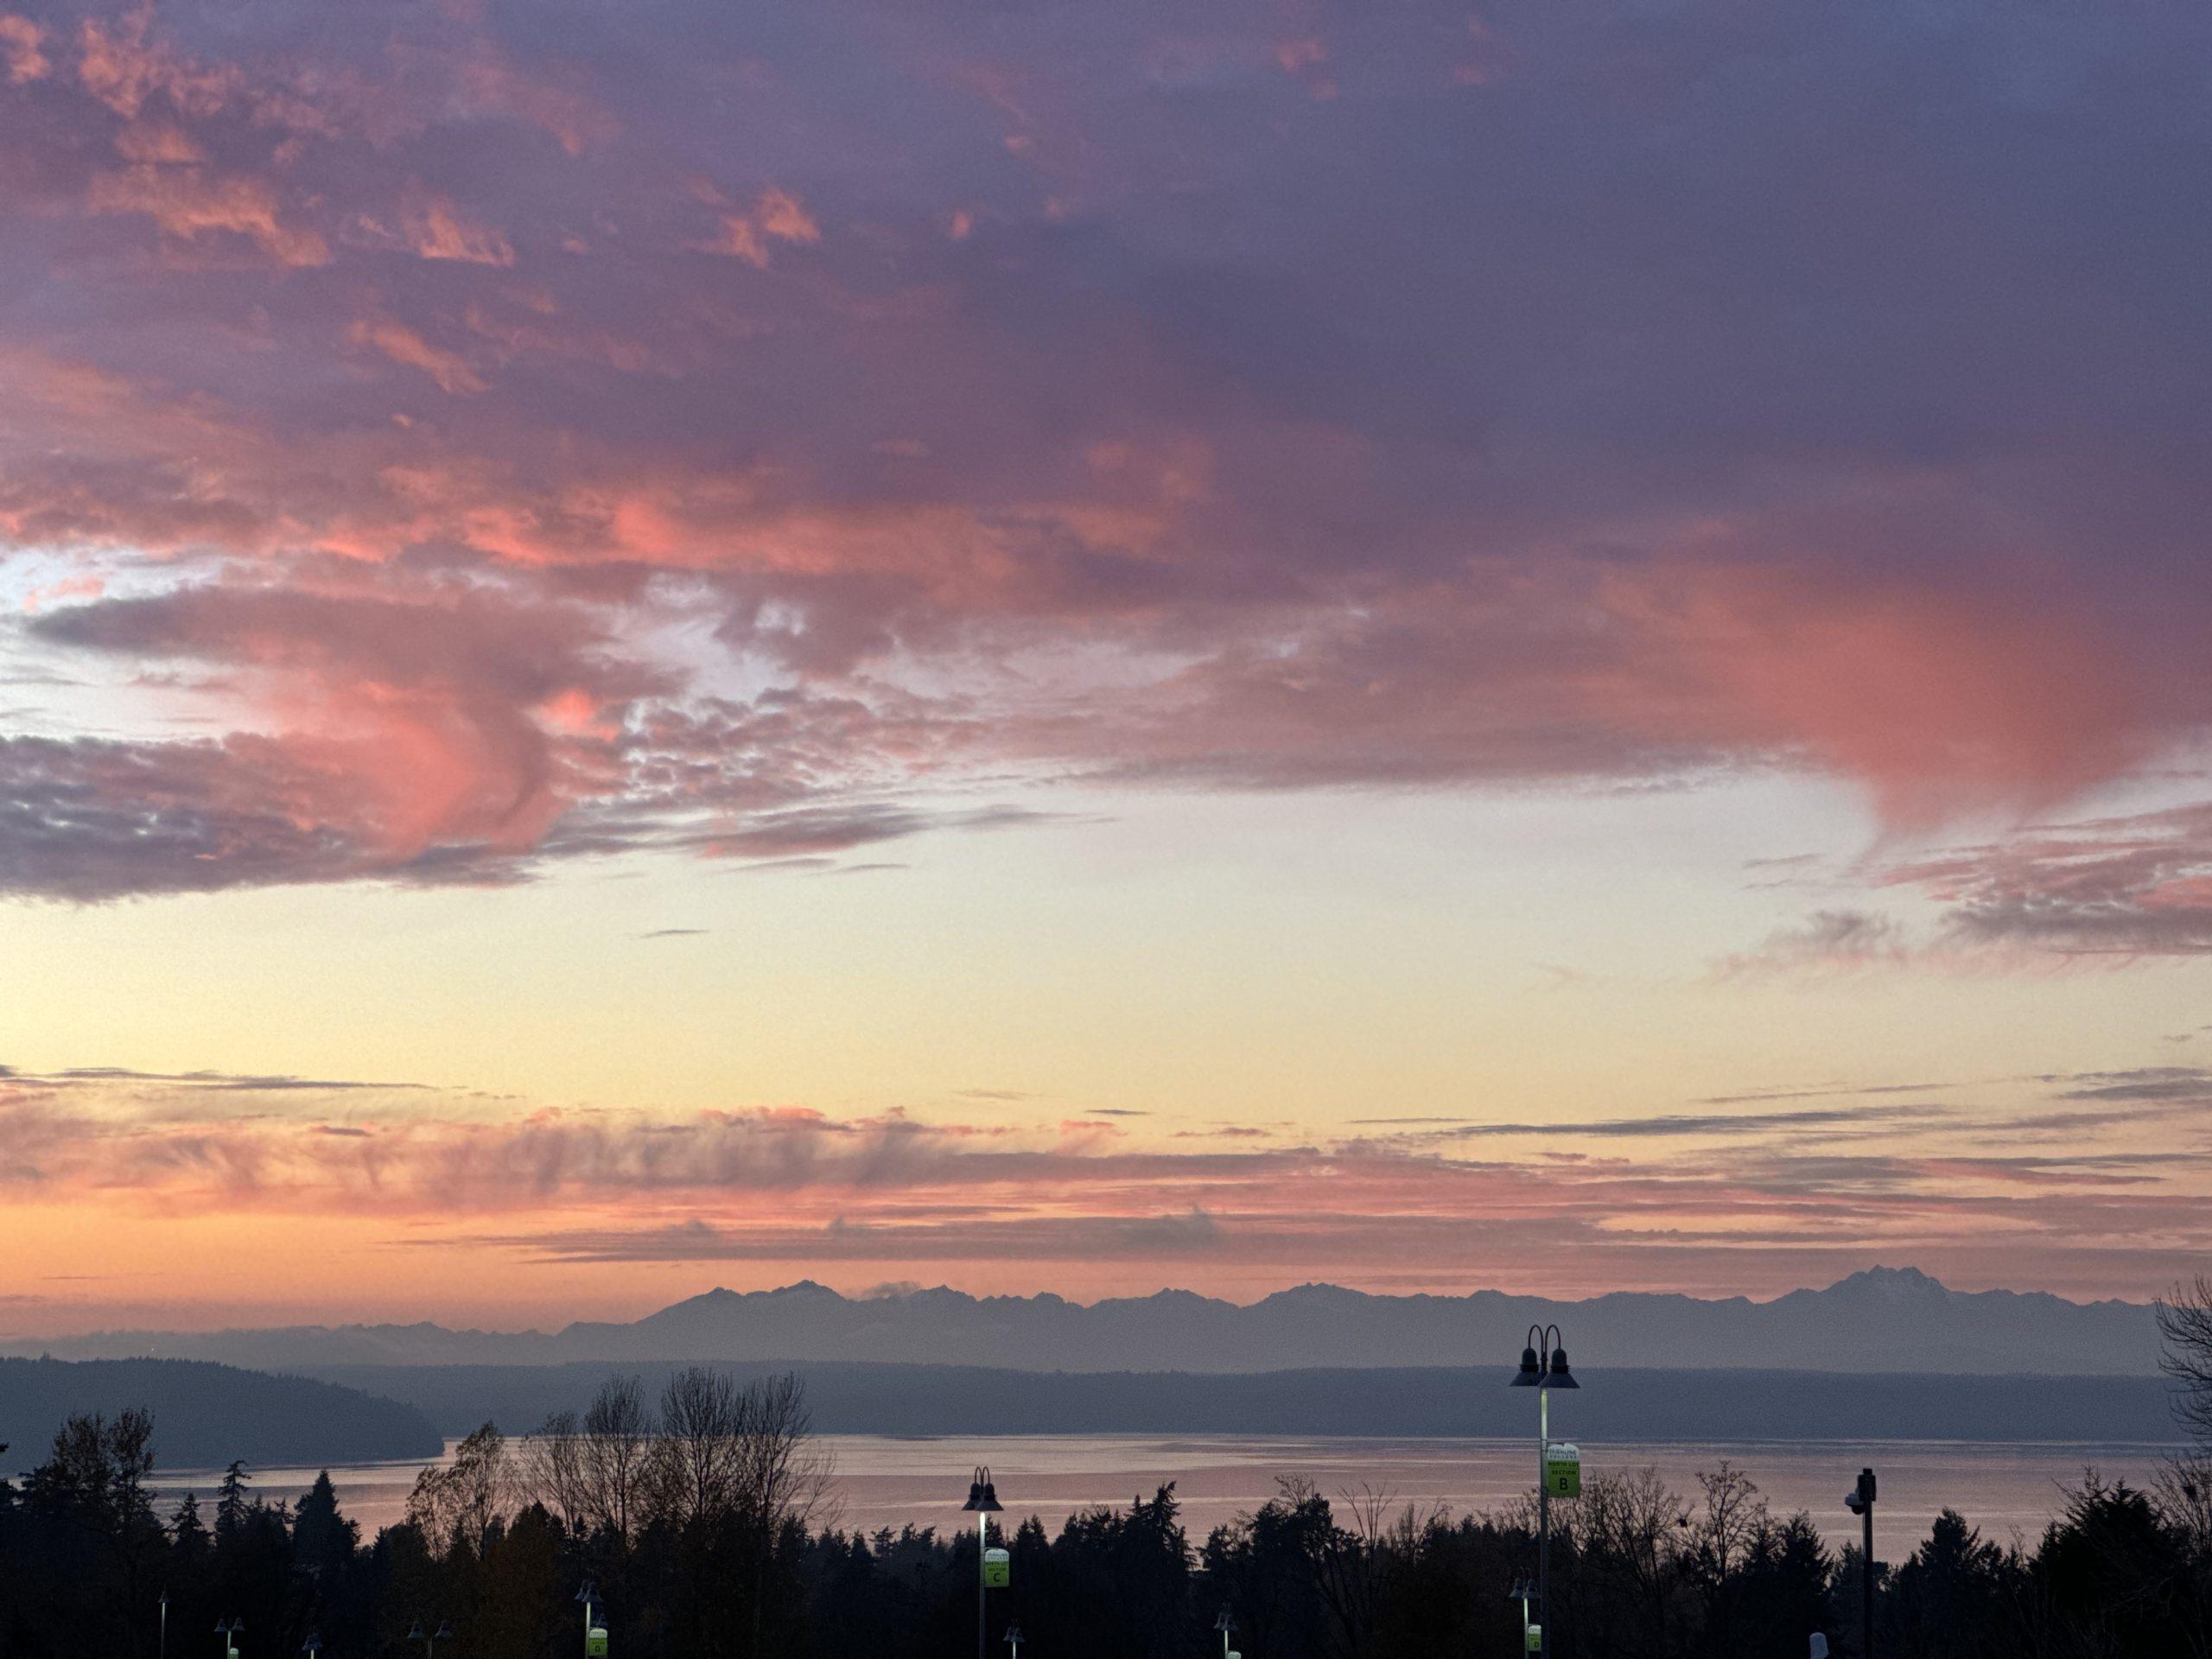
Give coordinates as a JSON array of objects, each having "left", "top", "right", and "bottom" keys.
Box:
[
  {"left": 294, "top": 1471, "right": 359, "bottom": 1573},
  {"left": 172, "top": 1491, "right": 211, "bottom": 1565},
  {"left": 215, "top": 1461, "right": 251, "bottom": 1546}
]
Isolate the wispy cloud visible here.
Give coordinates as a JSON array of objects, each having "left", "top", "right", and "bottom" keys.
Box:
[{"left": 8, "top": 1060, "right": 2209, "bottom": 1298}]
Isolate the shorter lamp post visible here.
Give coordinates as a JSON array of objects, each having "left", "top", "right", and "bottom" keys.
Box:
[
  {"left": 1843, "top": 1469, "right": 1877, "bottom": 1659},
  {"left": 1507, "top": 1577, "right": 1538, "bottom": 1654},
  {"left": 1214, "top": 1606, "right": 1237, "bottom": 1659},
  {"left": 214, "top": 1617, "right": 245, "bottom": 1658},
  {"left": 962, "top": 1466, "right": 1005, "bottom": 1659},
  {"left": 407, "top": 1619, "right": 454, "bottom": 1659},
  {"left": 1003, "top": 1623, "right": 1025, "bottom": 1658},
  {"left": 575, "top": 1580, "right": 607, "bottom": 1656},
  {"left": 159, "top": 1588, "right": 168, "bottom": 1659},
  {"left": 301, "top": 1636, "right": 323, "bottom": 1659}
]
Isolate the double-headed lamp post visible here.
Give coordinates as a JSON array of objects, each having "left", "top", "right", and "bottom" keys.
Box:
[
  {"left": 962, "top": 1466, "right": 1005, "bottom": 1659},
  {"left": 1506, "top": 1577, "right": 1537, "bottom": 1654},
  {"left": 1510, "top": 1324, "right": 1579, "bottom": 1659},
  {"left": 575, "top": 1580, "right": 607, "bottom": 1657},
  {"left": 1003, "top": 1622, "right": 1025, "bottom": 1659},
  {"left": 214, "top": 1617, "right": 245, "bottom": 1659},
  {"left": 1213, "top": 1606, "right": 1238, "bottom": 1659},
  {"left": 407, "top": 1619, "right": 454, "bottom": 1659}
]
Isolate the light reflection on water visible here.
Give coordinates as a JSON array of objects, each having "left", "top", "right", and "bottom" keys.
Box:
[{"left": 156, "top": 1433, "right": 2183, "bottom": 1551}]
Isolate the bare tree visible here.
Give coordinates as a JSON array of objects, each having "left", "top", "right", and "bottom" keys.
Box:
[
  {"left": 2158, "top": 1275, "right": 2212, "bottom": 1447},
  {"left": 1580, "top": 1466, "right": 1688, "bottom": 1645},
  {"left": 732, "top": 1371, "right": 836, "bottom": 1657},
  {"left": 404, "top": 1422, "right": 511, "bottom": 1554},
  {"left": 577, "top": 1374, "right": 654, "bottom": 1546},
  {"left": 659, "top": 1366, "right": 746, "bottom": 1529},
  {"left": 735, "top": 1370, "right": 837, "bottom": 1535},
  {"left": 518, "top": 1409, "right": 590, "bottom": 1535},
  {"left": 1688, "top": 1461, "right": 1769, "bottom": 1655}
]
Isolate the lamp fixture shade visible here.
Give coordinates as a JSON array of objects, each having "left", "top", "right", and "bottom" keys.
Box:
[
  {"left": 1542, "top": 1345, "right": 1579, "bottom": 1388},
  {"left": 1511, "top": 1345, "right": 1543, "bottom": 1386}
]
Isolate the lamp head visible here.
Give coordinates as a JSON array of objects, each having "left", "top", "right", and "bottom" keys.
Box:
[
  {"left": 1511, "top": 1344, "right": 1543, "bottom": 1386},
  {"left": 1215, "top": 1607, "right": 1237, "bottom": 1633},
  {"left": 1542, "top": 1344, "right": 1579, "bottom": 1389},
  {"left": 575, "top": 1579, "right": 598, "bottom": 1604},
  {"left": 407, "top": 1623, "right": 426, "bottom": 1641},
  {"left": 1004, "top": 1624, "right": 1026, "bottom": 1646},
  {"left": 435, "top": 1623, "right": 454, "bottom": 1641},
  {"left": 302, "top": 1636, "right": 324, "bottom": 1655},
  {"left": 962, "top": 1465, "right": 1004, "bottom": 1511}
]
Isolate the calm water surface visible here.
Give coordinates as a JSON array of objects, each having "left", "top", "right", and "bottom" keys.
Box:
[{"left": 156, "top": 1434, "right": 2181, "bottom": 1551}]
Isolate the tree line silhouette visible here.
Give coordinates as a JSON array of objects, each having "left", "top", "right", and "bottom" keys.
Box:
[{"left": 3, "top": 1279, "right": 2211, "bottom": 1658}]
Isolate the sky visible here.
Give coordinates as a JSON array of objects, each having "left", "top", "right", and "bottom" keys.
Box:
[{"left": 3, "top": 0, "right": 2212, "bottom": 1336}]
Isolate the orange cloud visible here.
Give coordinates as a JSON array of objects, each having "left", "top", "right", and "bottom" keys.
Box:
[
  {"left": 401, "top": 190, "right": 517, "bottom": 265},
  {"left": 88, "top": 164, "right": 331, "bottom": 266},
  {"left": 78, "top": 10, "right": 240, "bottom": 118},
  {"left": 347, "top": 317, "right": 489, "bottom": 394},
  {"left": 702, "top": 186, "right": 821, "bottom": 267}
]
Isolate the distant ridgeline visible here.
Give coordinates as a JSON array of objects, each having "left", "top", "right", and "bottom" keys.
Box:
[
  {"left": 0, "top": 1357, "right": 444, "bottom": 1467},
  {"left": 1, "top": 1267, "right": 2164, "bottom": 1375}
]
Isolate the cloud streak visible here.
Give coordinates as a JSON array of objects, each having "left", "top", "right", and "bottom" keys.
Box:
[{"left": 7, "top": 1060, "right": 2207, "bottom": 1299}]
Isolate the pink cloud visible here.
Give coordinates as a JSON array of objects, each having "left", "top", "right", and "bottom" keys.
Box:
[
  {"left": 1610, "top": 563, "right": 2152, "bottom": 827},
  {"left": 0, "top": 0, "right": 2206, "bottom": 906},
  {"left": 0, "top": 14, "right": 48, "bottom": 84}
]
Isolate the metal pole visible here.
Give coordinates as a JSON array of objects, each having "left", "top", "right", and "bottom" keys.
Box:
[
  {"left": 977, "top": 1510, "right": 987, "bottom": 1659},
  {"left": 1861, "top": 1484, "right": 1874, "bottom": 1659},
  {"left": 1538, "top": 1385, "right": 1550, "bottom": 1659}
]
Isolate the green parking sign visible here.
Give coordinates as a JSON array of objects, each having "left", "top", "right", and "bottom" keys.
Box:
[{"left": 1544, "top": 1442, "right": 1582, "bottom": 1499}]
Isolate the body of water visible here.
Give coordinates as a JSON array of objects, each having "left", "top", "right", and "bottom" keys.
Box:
[{"left": 156, "top": 1433, "right": 2181, "bottom": 1551}]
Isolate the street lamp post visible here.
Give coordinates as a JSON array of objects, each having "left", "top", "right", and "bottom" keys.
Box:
[
  {"left": 1843, "top": 1469, "right": 1878, "bottom": 1659},
  {"left": 1213, "top": 1606, "right": 1237, "bottom": 1659},
  {"left": 159, "top": 1588, "right": 168, "bottom": 1659},
  {"left": 407, "top": 1619, "right": 454, "bottom": 1659},
  {"left": 214, "top": 1617, "right": 244, "bottom": 1659},
  {"left": 1506, "top": 1577, "right": 1537, "bottom": 1654},
  {"left": 301, "top": 1635, "right": 323, "bottom": 1659},
  {"left": 1003, "top": 1622, "right": 1025, "bottom": 1659},
  {"left": 1509, "top": 1323, "right": 1578, "bottom": 1659},
  {"left": 575, "top": 1580, "right": 607, "bottom": 1656},
  {"left": 961, "top": 1466, "right": 1004, "bottom": 1659}
]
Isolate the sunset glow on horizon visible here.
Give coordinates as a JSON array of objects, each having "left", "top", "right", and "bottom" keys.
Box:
[{"left": 6, "top": 0, "right": 2212, "bottom": 1336}]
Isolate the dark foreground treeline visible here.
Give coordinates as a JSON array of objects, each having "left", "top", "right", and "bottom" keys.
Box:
[{"left": 5, "top": 1364, "right": 2212, "bottom": 1659}]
